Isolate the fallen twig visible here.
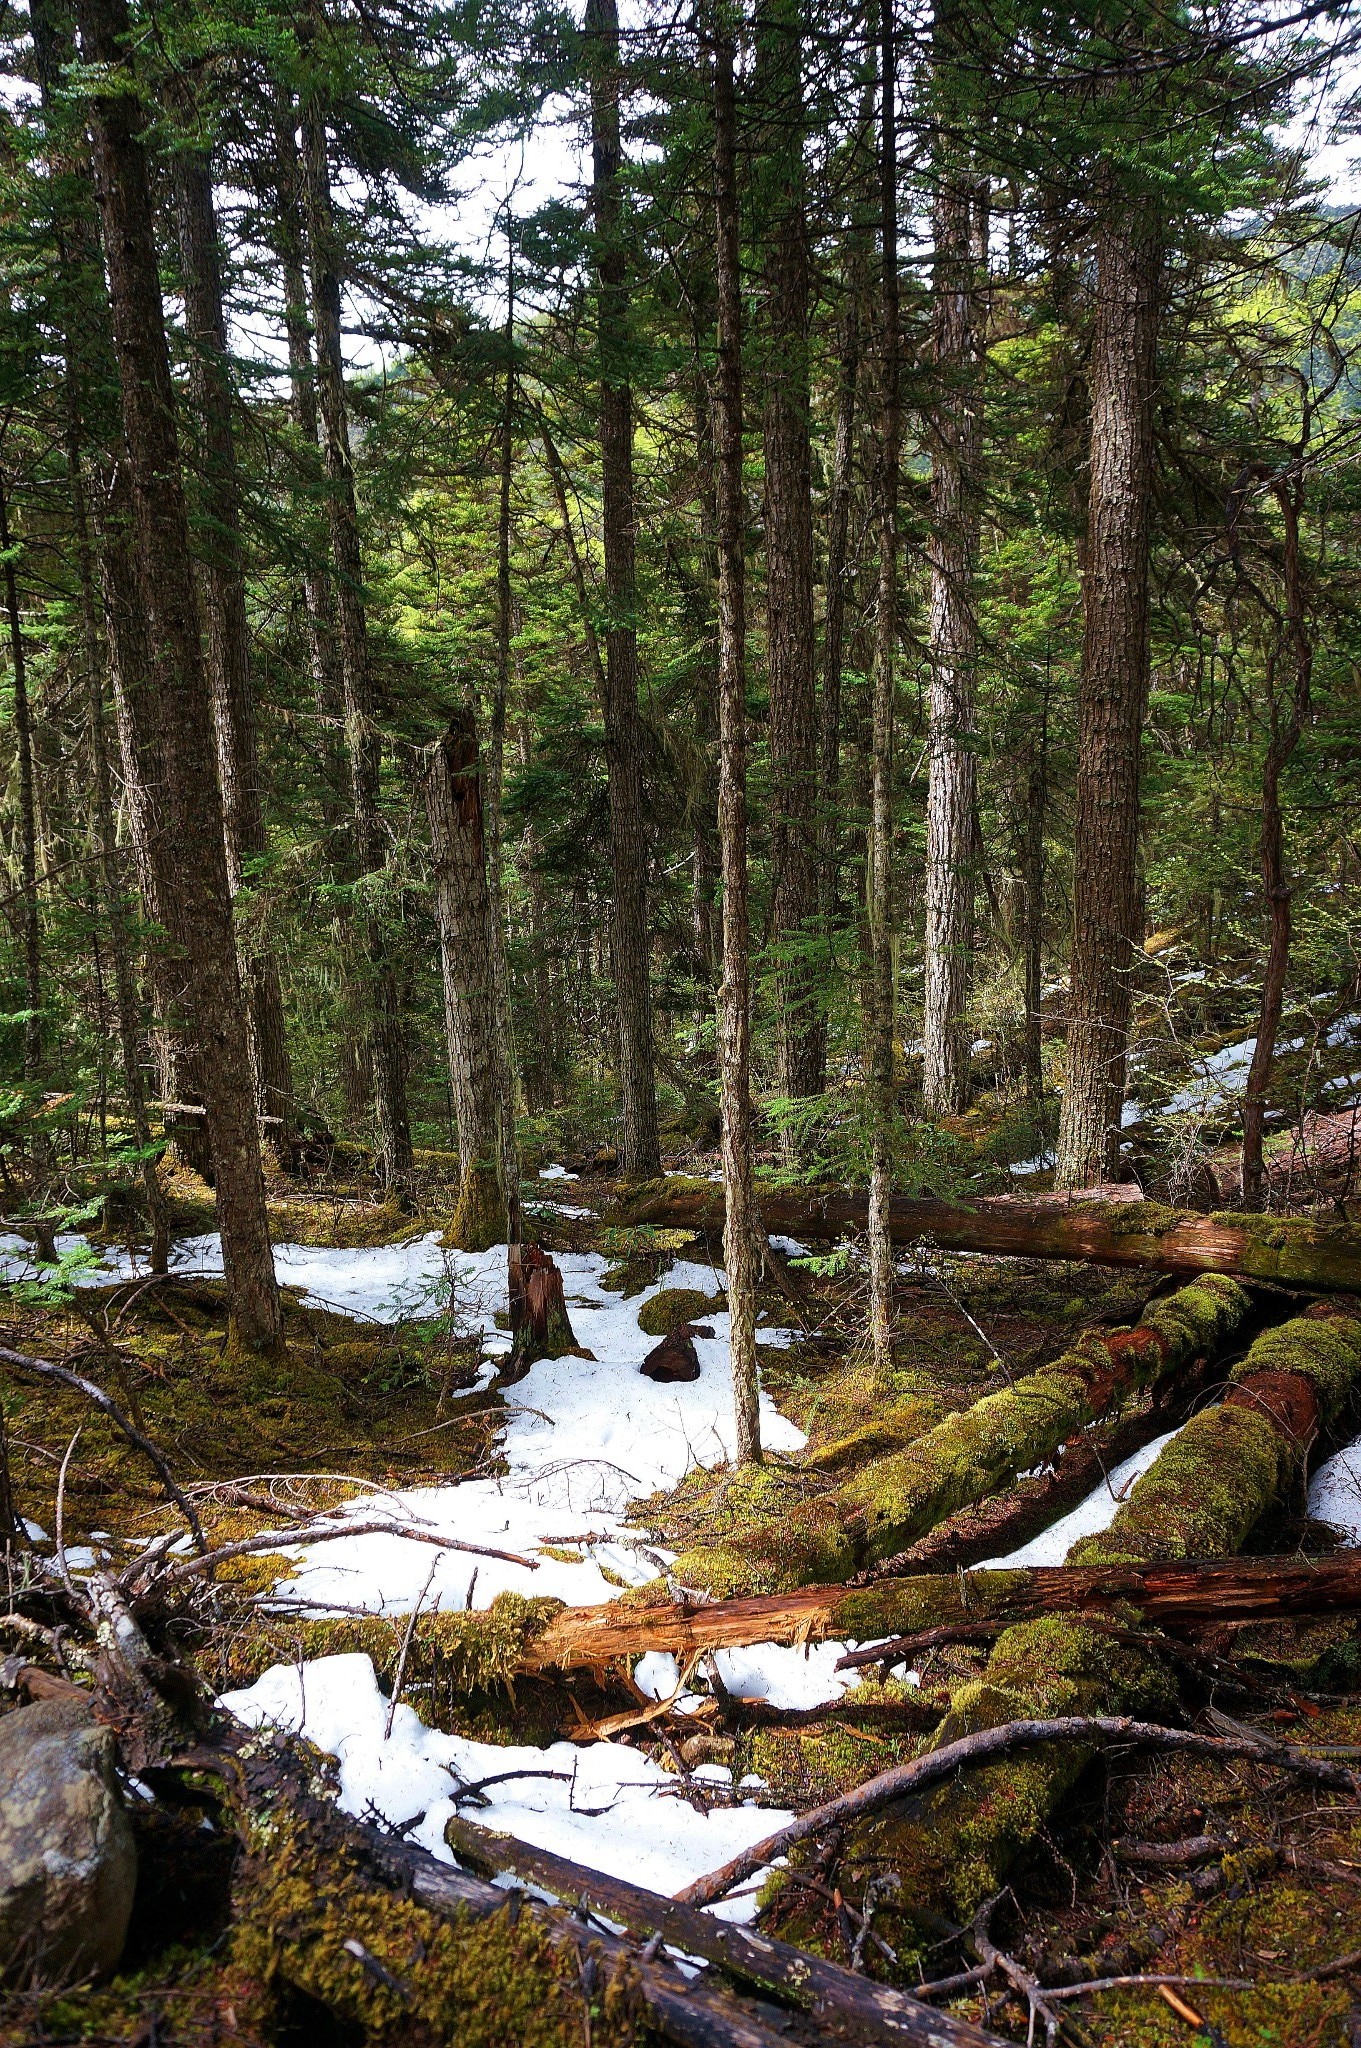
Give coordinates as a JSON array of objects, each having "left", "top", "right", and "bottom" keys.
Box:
[{"left": 151, "top": 1518, "right": 538, "bottom": 1588}]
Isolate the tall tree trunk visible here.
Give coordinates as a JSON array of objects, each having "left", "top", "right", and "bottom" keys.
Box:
[
  {"left": 74, "top": 0, "right": 280, "bottom": 1353},
  {"left": 758, "top": 0, "right": 820, "bottom": 1113},
  {"left": 1055, "top": 204, "right": 1160, "bottom": 1188},
  {"left": 1019, "top": 682, "right": 1049, "bottom": 1101},
  {"left": 172, "top": 142, "right": 294, "bottom": 1150},
  {"left": 866, "top": 0, "right": 901, "bottom": 1390},
  {"left": 58, "top": 351, "right": 171, "bottom": 1268},
  {"left": 300, "top": 104, "right": 412, "bottom": 1195},
  {"left": 585, "top": 0, "right": 661, "bottom": 1180},
  {"left": 1241, "top": 477, "right": 1312, "bottom": 1209},
  {"left": 819, "top": 284, "right": 860, "bottom": 948},
  {"left": 271, "top": 101, "right": 345, "bottom": 781},
  {"left": 487, "top": 244, "right": 517, "bottom": 1078},
  {"left": 711, "top": 14, "right": 760, "bottom": 1465},
  {"left": 922, "top": 135, "right": 984, "bottom": 1117},
  {"left": 422, "top": 714, "right": 518, "bottom": 1253},
  {"left": 0, "top": 475, "right": 42, "bottom": 1086}
]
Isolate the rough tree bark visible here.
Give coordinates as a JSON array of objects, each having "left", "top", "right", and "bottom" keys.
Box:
[
  {"left": 300, "top": 103, "right": 412, "bottom": 1195},
  {"left": 758, "top": 0, "right": 821, "bottom": 1112},
  {"left": 516, "top": 1552, "right": 1361, "bottom": 1676},
  {"left": 922, "top": 107, "right": 984, "bottom": 1117},
  {"left": 421, "top": 713, "right": 518, "bottom": 1253},
  {"left": 818, "top": 275, "right": 860, "bottom": 960},
  {"left": 172, "top": 142, "right": 294, "bottom": 1149},
  {"left": 586, "top": 0, "right": 661, "bottom": 1180},
  {"left": 711, "top": 14, "right": 761, "bottom": 1463},
  {"left": 0, "top": 474, "right": 42, "bottom": 1085},
  {"left": 1019, "top": 682, "right": 1049, "bottom": 1098},
  {"left": 1241, "top": 473, "right": 1312, "bottom": 1209},
  {"left": 866, "top": 0, "right": 900, "bottom": 1389},
  {"left": 74, "top": 0, "right": 280, "bottom": 1353},
  {"left": 1055, "top": 200, "right": 1160, "bottom": 1186}
]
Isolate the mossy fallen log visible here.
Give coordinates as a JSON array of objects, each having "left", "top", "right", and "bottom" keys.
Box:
[
  {"left": 614, "top": 1176, "right": 1361, "bottom": 1292},
  {"left": 442, "top": 1816, "right": 1004, "bottom": 2048},
  {"left": 516, "top": 1553, "right": 1361, "bottom": 1675},
  {"left": 212, "top": 1708, "right": 1007, "bottom": 2048},
  {"left": 664, "top": 1274, "right": 1251, "bottom": 1595},
  {"left": 834, "top": 1304, "right": 1361, "bottom": 1927}
]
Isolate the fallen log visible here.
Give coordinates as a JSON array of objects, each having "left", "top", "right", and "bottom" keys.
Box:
[
  {"left": 831, "top": 1303, "right": 1361, "bottom": 1924},
  {"left": 518, "top": 1553, "right": 1361, "bottom": 1676},
  {"left": 662, "top": 1274, "right": 1251, "bottom": 1592},
  {"left": 443, "top": 1815, "right": 1003, "bottom": 2048},
  {"left": 677, "top": 1712, "right": 1360, "bottom": 1910},
  {"left": 613, "top": 1176, "right": 1361, "bottom": 1293}
]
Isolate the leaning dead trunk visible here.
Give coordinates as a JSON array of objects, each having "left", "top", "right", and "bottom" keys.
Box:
[
  {"left": 75, "top": 0, "right": 280, "bottom": 1357},
  {"left": 1055, "top": 199, "right": 1160, "bottom": 1187},
  {"left": 710, "top": 12, "right": 761, "bottom": 1465},
  {"left": 421, "top": 713, "right": 516, "bottom": 1252}
]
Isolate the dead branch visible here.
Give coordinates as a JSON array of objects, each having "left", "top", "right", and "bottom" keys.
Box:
[{"left": 678, "top": 1713, "right": 1359, "bottom": 1909}]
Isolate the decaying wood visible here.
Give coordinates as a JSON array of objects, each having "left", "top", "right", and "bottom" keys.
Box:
[
  {"left": 443, "top": 1815, "right": 1005, "bottom": 2048},
  {"left": 206, "top": 1712, "right": 1008, "bottom": 2048},
  {"left": 613, "top": 1177, "right": 1361, "bottom": 1292},
  {"left": 508, "top": 1241, "right": 581, "bottom": 1371},
  {"left": 678, "top": 1712, "right": 1359, "bottom": 1909},
  {"left": 519, "top": 1553, "right": 1361, "bottom": 1675}
]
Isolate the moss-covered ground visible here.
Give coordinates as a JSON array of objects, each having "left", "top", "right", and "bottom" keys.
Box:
[{"left": 6, "top": 1147, "right": 1361, "bottom": 2045}]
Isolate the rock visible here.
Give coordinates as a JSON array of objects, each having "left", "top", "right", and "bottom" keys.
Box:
[
  {"left": 640, "top": 1329, "right": 703, "bottom": 1383},
  {"left": 0, "top": 1697, "right": 137, "bottom": 1985}
]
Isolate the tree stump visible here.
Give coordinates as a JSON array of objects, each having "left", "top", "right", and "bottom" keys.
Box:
[{"left": 507, "top": 1243, "right": 580, "bottom": 1375}]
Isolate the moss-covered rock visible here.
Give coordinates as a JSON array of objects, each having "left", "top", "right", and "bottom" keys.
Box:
[{"left": 636, "top": 1287, "right": 725, "bottom": 1338}]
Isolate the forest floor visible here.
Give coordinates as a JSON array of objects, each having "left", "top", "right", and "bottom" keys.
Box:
[{"left": 5, "top": 1052, "right": 1361, "bottom": 2045}]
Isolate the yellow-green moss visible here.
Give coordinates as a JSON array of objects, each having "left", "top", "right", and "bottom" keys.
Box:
[
  {"left": 846, "top": 1614, "right": 1174, "bottom": 1923},
  {"left": 219, "top": 1595, "right": 565, "bottom": 1723},
  {"left": 635, "top": 1287, "right": 724, "bottom": 1337},
  {"left": 231, "top": 1792, "right": 646, "bottom": 2046},
  {"left": 1067, "top": 1401, "right": 1289, "bottom": 1566},
  {"left": 1228, "top": 1310, "right": 1361, "bottom": 1425}
]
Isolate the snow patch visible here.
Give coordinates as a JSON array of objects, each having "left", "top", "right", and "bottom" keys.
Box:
[
  {"left": 976, "top": 1430, "right": 1179, "bottom": 1569},
  {"left": 220, "top": 1652, "right": 790, "bottom": 1914}
]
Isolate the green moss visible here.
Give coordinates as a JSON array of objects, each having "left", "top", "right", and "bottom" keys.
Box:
[
  {"left": 231, "top": 1790, "right": 646, "bottom": 2046},
  {"left": 835, "top": 1360, "right": 1095, "bottom": 1562},
  {"left": 1068, "top": 1401, "right": 1289, "bottom": 1566},
  {"left": 1228, "top": 1310, "right": 1361, "bottom": 1425},
  {"left": 219, "top": 1595, "right": 566, "bottom": 1723},
  {"left": 845, "top": 1614, "right": 1174, "bottom": 1924},
  {"left": 445, "top": 1161, "right": 506, "bottom": 1253},
  {"left": 636, "top": 1287, "right": 724, "bottom": 1337}
]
